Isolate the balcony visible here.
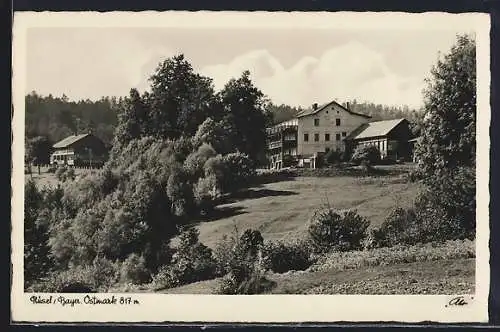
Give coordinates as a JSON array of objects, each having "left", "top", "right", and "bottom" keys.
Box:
[{"left": 268, "top": 141, "right": 283, "bottom": 150}]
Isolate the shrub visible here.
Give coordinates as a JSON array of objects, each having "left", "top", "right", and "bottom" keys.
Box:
[
  {"left": 28, "top": 257, "right": 120, "bottom": 292},
  {"left": 219, "top": 228, "right": 264, "bottom": 282},
  {"left": 216, "top": 272, "right": 239, "bottom": 294},
  {"left": 221, "top": 152, "right": 256, "bottom": 193},
  {"left": 184, "top": 143, "right": 217, "bottom": 178},
  {"left": 55, "top": 166, "right": 76, "bottom": 182},
  {"left": 307, "top": 208, "right": 370, "bottom": 253},
  {"left": 405, "top": 169, "right": 422, "bottom": 183},
  {"left": 421, "top": 166, "right": 475, "bottom": 239},
  {"left": 371, "top": 189, "right": 474, "bottom": 248},
  {"left": 261, "top": 239, "right": 313, "bottom": 273},
  {"left": 55, "top": 166, "right": 67, "bottom": 181},
  {"left": 213, "top": 232, "right": 238, "bottom": 277},
  {"left": 215, "top": 265, "right": 276, "bottom": 295},
  {"left": 152, "top": 227, "right": 216, "bottom": 289},
  {"left": 193, "top": 175, "right": 222, "bottom": 213},
  {"left": 65, "top": 167, "right": 76, "bottom": 181},
  {"left": 192, "top": 118, "right": 233, "bottom": 155},
  {"left": 370, "top": 207, "right": 418, "bottom": 248},
  {"left": 351, "top": 145, "right": 381, "bottom": 166},
  {"left": 324, "top": 150, "right": 341, "bottom": 165},
  {"left": 282, "top": 154, "right": 298, "bottom": 168},
  {"left": 47, "top": 165, "right": 57, "bottom": 173},
  {"left": 254, "top": 168, "right": 297, "bottom": 184},
  {"left": 119, "top": 253, "right": 151, "bottom": 284},
  {"left": 213, "top": 228, "right": 273, "bottom": 294},
  {"left": 24, "top": 180, "right": 54, "bottom": 288}
]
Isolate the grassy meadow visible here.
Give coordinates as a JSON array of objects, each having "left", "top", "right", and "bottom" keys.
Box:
[
  {"left": 26, "top": 164, "right": 476, "bottom": 295},
  {"left": 193, "top": 173, "right": 421, "bottom": 249}
]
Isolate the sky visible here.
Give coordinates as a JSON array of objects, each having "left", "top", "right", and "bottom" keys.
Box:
[{"left": 26, "top": 26, "right": 470, "bottom": 109}]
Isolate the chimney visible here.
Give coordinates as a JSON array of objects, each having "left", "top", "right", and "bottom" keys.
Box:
[
  {"left": 346, "top": 102, "right": 350, "bottom": 110},
  {"left": 312, "top": 103, "right": 318, "bottom": 111}
]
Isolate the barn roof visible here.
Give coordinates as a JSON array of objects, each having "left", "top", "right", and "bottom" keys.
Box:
[
  {"left": 53, "top": 133, "right": 90, "bottom": 148},
  {"left": 297, "top": 100, "right": 371, "bottom": 119},
  {"left": 350, "top": 118, "right": 407, "bottom": 140}
]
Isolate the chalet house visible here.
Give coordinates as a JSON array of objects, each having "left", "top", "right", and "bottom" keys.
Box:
[
  {"left": 345, "top": 118, "right": 412, "bottom": 161},
  {"left": 50, "top": 133, "right": 108, "bottom": 167},
  {"left": 267, "top": 100, "right": 371, "bottom": 169},
  {"left": 266, "top": 99, "right": 414, "bottom": 169}
]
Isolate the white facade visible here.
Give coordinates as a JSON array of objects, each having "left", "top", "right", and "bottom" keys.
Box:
[{"left": 297, "top": 103, "right": 369, "bottom": 157}]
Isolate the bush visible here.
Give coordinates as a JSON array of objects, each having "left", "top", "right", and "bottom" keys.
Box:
[
  {"left": 66, "top": 167, "right": 75, "bottom": 180},
  {"left": 213, "top": 227, "right": 272, "bottom": 294},
  {"left": 351, "top": 145, "right": 381, "bottom": 166},
  {"left": 221, "top": 152, "right": 256, "bottom": 193},
  {"left": 282, "top": 154, "right": 298, "bottom": 168},
  {"left": 254, "top": 168, "right": 297, "bottom": 184},
  {"left": 47, "top": 165, "right": 57, "bottom": 173},
  {"left": 24, "top": 179, "right": 54, "bottom": 289},
  {"left": 422, "top": 166, "right": 475, "bottom": 239},
  {"left": 55, "top": 166, "right": 67, "bottom": 181},
  {"left": 261, "top": 239, "right": 313, "bottom": 273},
  {"left": 324, "top": 150, "right": 341, "bottom": 165},
  {"left": 216, "top": 272, "right": 240, "bottom": 294},
  {"left": 55, "top": 166, "right": 76, "bottom": 182},
  {"left": 213, "top": 232, "right": 238, "bottom": 277},
  {"left": 193, "top": 174, "right": 222, "bottom": 213},
  {"left": 184, "top": 143, "right": 217, "bottom": 178},
  {"left": 28, "top": 257, "right": 120, "bottom": 292},
  {"left": 216, "top": 269, "right": 276, "bottom": 295},
  {"left": 152, "top": 227, "right": 216, "bottom": 289},
  {"left": 371, "top": 189, "right": 474, "bottom": 248},
  {"left": 119, "top": 253, "right": 151, "bottom": 284},
  {"left": 370, "top": 207, "right": 418, "bottom": 248},
  {"left": 307, "top": 208, "right": 370, "bottom": 253}
]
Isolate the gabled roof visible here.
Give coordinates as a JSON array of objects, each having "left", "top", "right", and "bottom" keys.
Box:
[
  {"left": 297, "top": 100, "right": 371, "bottom": 119},
  {"left": 350, "top": 118, "right": 407, "bottom": 140},
  {"left": 53, "top": 133, "right": 90, "bottom": 148}
]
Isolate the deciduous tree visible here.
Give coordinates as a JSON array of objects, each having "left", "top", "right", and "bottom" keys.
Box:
[
  {"left": 416, "top": 34, "right": 476, "bottom": 175},
  {"left": 220, "top": 71, "right": 271, "bottom": 163},
  {"left": 148, "top": 54, "right": 218, "bottom": 139}
]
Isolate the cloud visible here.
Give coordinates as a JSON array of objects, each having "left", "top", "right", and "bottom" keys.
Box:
[
  {"left": 26, "top": 29, "right": 174, "bottom": 100},
  {"left": 200, "top": 41, "right": 425, "bottom": 108}
]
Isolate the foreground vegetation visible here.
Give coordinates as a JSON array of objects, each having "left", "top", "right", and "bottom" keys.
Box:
[{"left": 24, "top": 35, "right": 476, "bottom": 295}]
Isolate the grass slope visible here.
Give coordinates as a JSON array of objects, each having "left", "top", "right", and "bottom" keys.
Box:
[{"left": 195, "top": 175, "right": 421, "bottom": 248}]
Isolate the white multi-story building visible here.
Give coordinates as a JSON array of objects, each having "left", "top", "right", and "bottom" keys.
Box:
[{"left": 266, "top": 99, "right": 413, "bottom": 169}]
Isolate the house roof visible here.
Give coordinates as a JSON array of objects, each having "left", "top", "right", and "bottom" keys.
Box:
[
  {"left": 350, "top": 118, "right": 407, "bottom": 140},
  {"left": 53, "top": 133, "right": 90, "bottom": 148},
  {"left": 297, "top": 100, "right": 371, "bottom": 119}
]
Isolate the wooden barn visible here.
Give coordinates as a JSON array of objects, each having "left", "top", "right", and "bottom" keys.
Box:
[
  {"left": 345, "top": 118, "right": 413, "bottom": 161},
  {"left": 50, "top": 133, "right": 108, "bottom": 167}
]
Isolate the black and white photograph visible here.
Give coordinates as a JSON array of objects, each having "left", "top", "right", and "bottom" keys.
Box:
[{"left": 11, "top": 11, "right": 490, "bottom": 323}]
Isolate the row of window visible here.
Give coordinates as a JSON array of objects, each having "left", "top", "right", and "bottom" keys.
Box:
[
  {"left": 304, "top": 132, "right": 347, "bottom": 142},
  {"left": 360, "top": 140, "right": 387, "bottom": 152},
  {"left": 314, "top": 118, "right": 341, "bottom": 126}
]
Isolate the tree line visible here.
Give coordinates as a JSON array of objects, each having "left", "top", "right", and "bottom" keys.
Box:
[{"left": 25, "top": 69, "right": 425, "bottom": 169}]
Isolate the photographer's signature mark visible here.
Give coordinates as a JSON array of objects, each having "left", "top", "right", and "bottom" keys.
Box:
[{"left": 445, "top": 296, "right": 473, "bottom": 307}]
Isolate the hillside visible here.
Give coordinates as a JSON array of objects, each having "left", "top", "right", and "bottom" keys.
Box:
[
  {"left": 162, "top": 258, "right": 474, "bottom": 295},
  {"left": 192, "top": 173, "right": 421, "bottom": 249}
]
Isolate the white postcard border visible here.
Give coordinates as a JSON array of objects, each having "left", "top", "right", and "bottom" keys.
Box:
[{"left": 11, "top": 11, "right": 491, "bottom": 323}]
